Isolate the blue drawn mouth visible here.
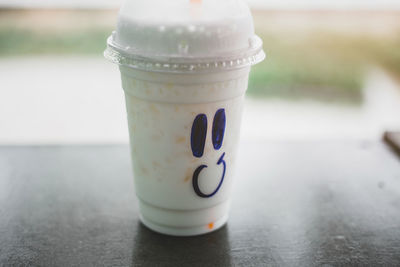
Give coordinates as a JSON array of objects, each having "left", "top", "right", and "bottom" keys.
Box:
[
  {"left": 192, "top": 152, "right": 226, "bottom": 198},
  {"left": 190, "top": 109, "right": 226, "bottom": 198}
]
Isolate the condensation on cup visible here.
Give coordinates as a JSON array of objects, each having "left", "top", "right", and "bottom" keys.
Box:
[{"left": 105, "top": 0, "right": 265, "bottom": 236}]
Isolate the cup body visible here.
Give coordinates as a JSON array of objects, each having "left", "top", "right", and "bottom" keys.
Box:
[{"left": 120, "top": 66, "right": 250, "bottom": 236}]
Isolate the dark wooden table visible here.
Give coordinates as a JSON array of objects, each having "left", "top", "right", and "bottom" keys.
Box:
[{"left": 1, "top": 141, "right": 400, "bottom": 266}]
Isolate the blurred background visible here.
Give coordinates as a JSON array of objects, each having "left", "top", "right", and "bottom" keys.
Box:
[{"left": 1, "top": 0, "right": 400, "bottom": 144}]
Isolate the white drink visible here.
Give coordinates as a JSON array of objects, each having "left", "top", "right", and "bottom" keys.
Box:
[{"left": 105, "top": 0, "right": 264, "bottom": 236}]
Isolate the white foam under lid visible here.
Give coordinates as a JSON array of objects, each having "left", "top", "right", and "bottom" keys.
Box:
[{"left": 104, "top": 0, "right": 265, "bottom": 73}]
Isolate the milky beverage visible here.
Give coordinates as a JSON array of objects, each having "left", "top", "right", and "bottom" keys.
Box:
[{"left": 105, "top": 0, "right": 264, "bottom": 236}]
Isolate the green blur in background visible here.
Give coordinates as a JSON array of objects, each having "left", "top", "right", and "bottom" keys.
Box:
[{"left": 1, "top": 9, "right": 399, "bottom": 104}]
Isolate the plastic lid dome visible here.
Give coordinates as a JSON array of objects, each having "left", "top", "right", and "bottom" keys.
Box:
[{"left": 104, "top": 0, "right": 265, "bottom": 73}]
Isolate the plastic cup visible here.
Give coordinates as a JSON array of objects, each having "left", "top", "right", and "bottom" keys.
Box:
[{"left": 105, "top": 0, "right": 264, "bottom": 236}]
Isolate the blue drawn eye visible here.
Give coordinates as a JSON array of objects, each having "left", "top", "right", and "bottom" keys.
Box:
[
  {"left": 191, "top": 113, "right": 207, "bottom": 158},
  {"left": 212, "top": 109, "right": 226, "bottom": 150}
]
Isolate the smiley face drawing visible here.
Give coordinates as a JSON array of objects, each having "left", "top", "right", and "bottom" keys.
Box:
[{"left": 190, "top": 109, "right": 226, "bottom": 198}]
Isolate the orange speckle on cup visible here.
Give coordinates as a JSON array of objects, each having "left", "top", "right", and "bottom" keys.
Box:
[
  {"left": 176, "top": 136, "right": 186, "bottom": 144},
  {"left": 152, "top": 161, "right": 161, "bottom": 168},
  {"left": 140, "top": 166, "right": 148, "bottom": 174},
  {"left": 184, "top": 168, "right": 192, "bottom": 182},
  {"left": 150, "top": 104, "right": 160, "bottom": 113},
  {"left": 208, "top": 222, "right": 214, "bottom": 229}
]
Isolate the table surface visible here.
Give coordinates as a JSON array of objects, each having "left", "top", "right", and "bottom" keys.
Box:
[{"left": 1, "top": 141, "right": 400, "bottom": 266}]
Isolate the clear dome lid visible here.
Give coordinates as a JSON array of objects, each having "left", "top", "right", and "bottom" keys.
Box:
[{"left": 104, "top": 0, "right": 265, "bottom": 73}]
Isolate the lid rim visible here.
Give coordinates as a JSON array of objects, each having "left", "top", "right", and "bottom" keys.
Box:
[{"left": 104, "top": 35, "right": 265, "bottom": 73}]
